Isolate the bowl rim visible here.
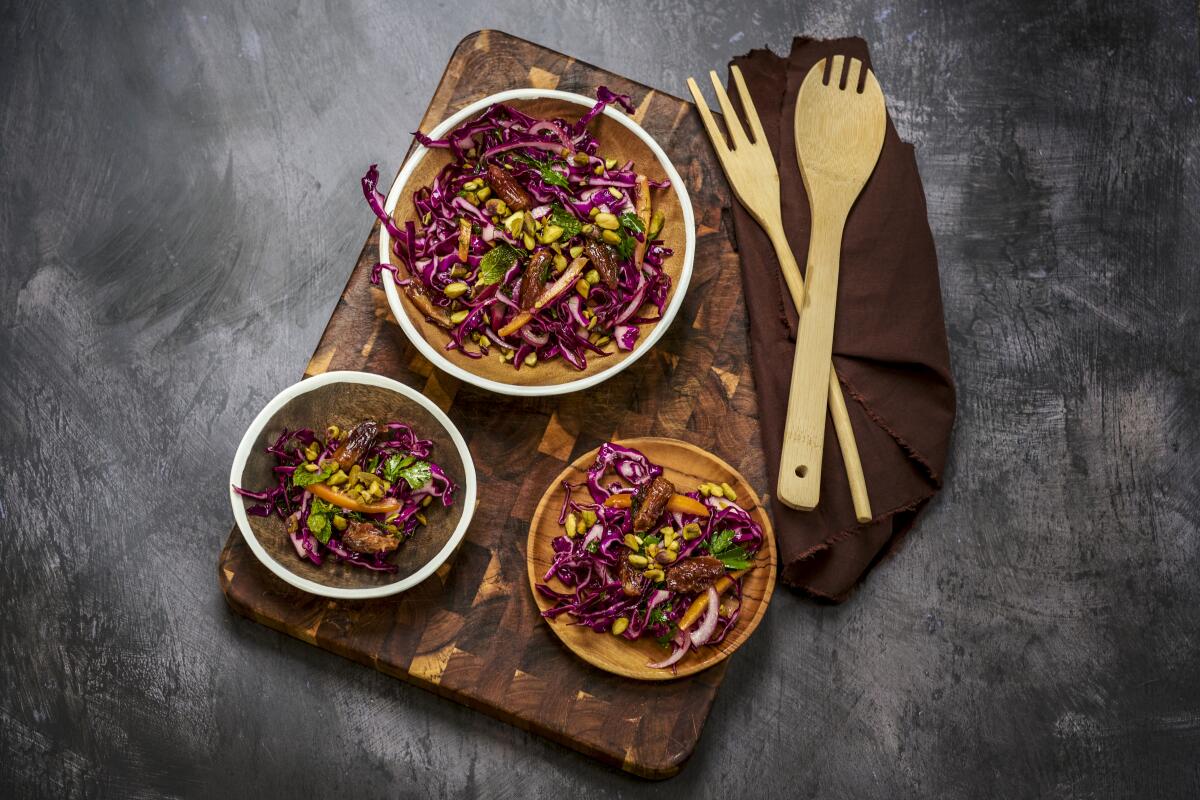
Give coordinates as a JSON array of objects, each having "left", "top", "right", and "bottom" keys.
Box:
[
  {"left": 378, "top": 87, "right": 696, "bottom": 397},
  {"left": 227, "top": 370, "right": 477, "bottom": 599}
]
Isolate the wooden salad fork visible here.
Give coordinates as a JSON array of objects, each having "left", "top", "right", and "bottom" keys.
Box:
[
  {"left": 778, "top": 56, "right": 886, "bottom": 511},
  {"left": 687, "top": 65, "right": 873, "bottom": 522}
]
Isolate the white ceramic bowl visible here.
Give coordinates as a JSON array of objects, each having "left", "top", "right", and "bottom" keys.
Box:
[
  {"left": 228, "top": 371, "right": 477, "bottom": 599},
  {"left": 378, "top": 88, "right": 696, "bottom": 397}
]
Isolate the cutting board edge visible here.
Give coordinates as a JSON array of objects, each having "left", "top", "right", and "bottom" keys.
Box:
[{"left": 218, "top": 527, "right": 711, "bottom": 779}]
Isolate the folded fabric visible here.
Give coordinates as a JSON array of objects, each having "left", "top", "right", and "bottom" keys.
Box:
[{"left": 728, "top": 36, "right": 956, "bottom": 601}]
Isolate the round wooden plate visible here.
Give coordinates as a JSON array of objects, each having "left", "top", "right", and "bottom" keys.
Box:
[{"left": 526, "top": 437, "right": 777, "bottom": 680}]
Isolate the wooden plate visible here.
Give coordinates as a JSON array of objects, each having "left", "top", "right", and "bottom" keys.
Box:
[
  {"left": 526, "top": 437, "right": 776, "bottom": 680},
  {"left": 378, "top": 89, "right": 695, "bottom": 397}
]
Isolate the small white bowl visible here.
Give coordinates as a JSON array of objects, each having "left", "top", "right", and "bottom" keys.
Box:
[
  {"left": 228, "top": 371, "right": 477, "bottom": 599},
  {"left": 379, "top": 88, "right": 696, "bottom": 397}
]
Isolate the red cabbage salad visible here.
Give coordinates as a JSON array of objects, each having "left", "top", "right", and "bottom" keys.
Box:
[
  {"left": 361, "top": 87, "right": 674, "bottom": 372},
  {"left": 234, "top": 420, "right": 456, "bottom": 572},
  {"left": 536, "top": 443, "right": 764, "bottom": 670}
]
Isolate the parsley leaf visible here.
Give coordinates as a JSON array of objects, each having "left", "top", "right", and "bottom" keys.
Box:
[
  {"left": 291, "top": 461, "right": 336, "bottom": 488},
  {"left": 706, "top": 529, "right": 753, "bottom": 570},
  {"left": 619, "top": 212, "right": 645, "bottom": 233},
  {"left": 394, "top": 460, "right": 431, "bottom": 490},
  {"left": 585, "top": 540, "right": 599, "bottom": 554},
  {"left": 708, "top": 529, "right": 735, "bottom": 553},
  {"left": 549, "top": 204, "right": 582, "bottom": 240},
  {"left": 615, "top": 234, "right": 636, "bottom": 261},
  {"left": 477, "top": 242, "right": 520, "bottom": 286},
  {"left": 514, "top": 153, "right": 571, "bottom": 189}
]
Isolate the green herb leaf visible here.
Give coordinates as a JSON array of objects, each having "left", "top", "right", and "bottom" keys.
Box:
[
  {"left": 713, "top": 546, "right": 752, "bottom": 571},
  {"left": 306, "top": 498, "right": 338, "bottom": 544},
  {"left": 549, "top": 205, "right": 582, "bottom": 240},
  {"left": 619, "top": 212, "right": 645, "bottom": 233},
  {"left": 477, "top": 242, "right": 520, "bottom": 286},
  {"left": 394, "top": 460, "right": 432, "bottom": 490},
  {"left": 585, "top": 540, "right": 599, "bottom": 554},
  {"left": 615, "top": 234, "right": 636, "bottom": 261},
  {"left": 706, "top": 529, "right": 752, "bottom": 570},
  {"left": 291, "top": 462, "right": 336, "bottom": 488},
  {"left": 707, "top": 529, "right": 735, "bottom": 554},
  {"left": 381, "top": 453, "right": 416, "bottom": 484},
  {"left": 515, "top": 153, "right": 571, "bottom": 189}
]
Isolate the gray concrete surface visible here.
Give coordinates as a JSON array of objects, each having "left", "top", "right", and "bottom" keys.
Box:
[{"left": 2, "top": 1, "right": 1198, "bottom": 797}]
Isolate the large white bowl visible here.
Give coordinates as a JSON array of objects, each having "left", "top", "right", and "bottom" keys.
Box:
[
  {"left": 228, "top": 371, "right": 477, "bottom": 599},
  {"left": 378, "top": 88, "right": 696, "bottom": 397}
]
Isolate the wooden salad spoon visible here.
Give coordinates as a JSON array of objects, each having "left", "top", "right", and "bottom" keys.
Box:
[{"left": 777, "top": 56, "right": 886, "bottom": 510}]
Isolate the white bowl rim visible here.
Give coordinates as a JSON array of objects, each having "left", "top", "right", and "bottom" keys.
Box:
[
  {"left": 378, "top": 87, "right": 696, "bottom": 397},
  {"left": 228, "top": 370, "right": 478, "bottom": 599}
]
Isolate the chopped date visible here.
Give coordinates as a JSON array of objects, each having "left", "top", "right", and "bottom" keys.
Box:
[
  {"left": 487, "top": 163, "right": 531, "bottom": 211},
  {"left": 342, "top": 521, "right": 400, "bottom": 555},
  {"left": 519, "top": 250, "right": 553, "bottom": 310},
  {"left": 331, "top": 421, "right": 379, "bottom": 469},
  {"left": 584, "top": 240, "right": 620, "bottom": 289},
  {"left": 619, "top": 556, "right": 649, "bottom": 597},
  {"left": 631, "top": 475, "right": 674, "bottom": 533},
  {"left": 664, "top": 555, "right": 725, "bottom": 594},
  {"left": 406, "top": 282, "right": 453, "bottom": 328}
]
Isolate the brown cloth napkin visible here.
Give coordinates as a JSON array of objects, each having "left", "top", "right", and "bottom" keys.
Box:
[{"left": 728, "top": 37, "right": 956, "bottom": 601}]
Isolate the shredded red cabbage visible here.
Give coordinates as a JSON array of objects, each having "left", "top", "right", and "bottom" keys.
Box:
[
  {"left": 536, "top": 443, "right": 763, "bottom": 670},
  {"left": 234, "top": 422, "right": 456, "bottom": 572},
  {"left": 362, "top": 88, "right": 673, "bottom": 371}
]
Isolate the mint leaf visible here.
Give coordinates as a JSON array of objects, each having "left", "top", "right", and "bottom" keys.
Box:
[
  {"left": 382, "top": 453, "right": 416, "bottom": 484},
  {"left": 549, "top": 205, "right": 582, "bottom": 240},
  {"left": 395, "top": 460, "right": 431, "bottom": 490},
  {"left": 477, "top": 242, "right": 519, "bottom": 286},
  {"left": 619, "top": 212, "right": 645, "bottom": 233},
  {"left": 514, "top": 153, "right": 570, "bottom": 189},
  {"left": 306, "top": 498, "right": 338, "bottom": 544},
  {"left": 292, "top": 462, "right": 336, "bottom": 488}
]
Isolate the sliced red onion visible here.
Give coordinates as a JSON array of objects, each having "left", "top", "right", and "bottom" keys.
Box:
[
  {"left": 689, "top": 588, "right": 720, "bottom": 647},
  {"left": 648, "top": 640, "right": 690, "bottom": 669},
  {"left": 521, "top": 326, "right": 549, "bottom": 347},
  {"left": 288, "top": 529, "right": 306, "bottom": 559}
]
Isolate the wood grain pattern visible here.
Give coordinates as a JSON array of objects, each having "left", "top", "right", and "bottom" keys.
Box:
[
  {"left": 526, "top": 437, "right": 776, "bottom": 681},
  {"left": 217, "top": 30, "right": 764, "bottom": 779}
]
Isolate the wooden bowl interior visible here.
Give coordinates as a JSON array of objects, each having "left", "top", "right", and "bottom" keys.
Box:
[
  {"left": 235, "top": 382, "right": 467, "bottom": 591},
  {"left": 387, "top": 97, "right": 686, "bottom": 387},
  {"left": 526, "top": 437, "right": 777, "bottom": 680}
]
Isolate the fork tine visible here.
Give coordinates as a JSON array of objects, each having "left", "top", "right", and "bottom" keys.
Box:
[
  {"left": 729, "top": 65, "right": 766, "bottom": 144},
  {"left": 687, "top": 77, "right": 732, "bottom": 156},
  {"left": 708, "top": 70, "right": 749, "bottom": 148},
  {"left": 844, "top": 58, "right": 863, "bottom": 93}
]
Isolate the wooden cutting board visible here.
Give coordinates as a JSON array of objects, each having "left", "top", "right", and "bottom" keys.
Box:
[{"left": 217, "top": 29, "right": 764, "bottom": 779}]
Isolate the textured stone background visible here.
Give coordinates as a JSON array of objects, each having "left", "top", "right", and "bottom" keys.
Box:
[{"left": 2, "top": 1, "right": 1198, "bottom": 797}]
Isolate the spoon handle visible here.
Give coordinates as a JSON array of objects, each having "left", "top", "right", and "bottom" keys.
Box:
[{"left": 776, "top": 209, "right": 846, "bottom": 510}]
